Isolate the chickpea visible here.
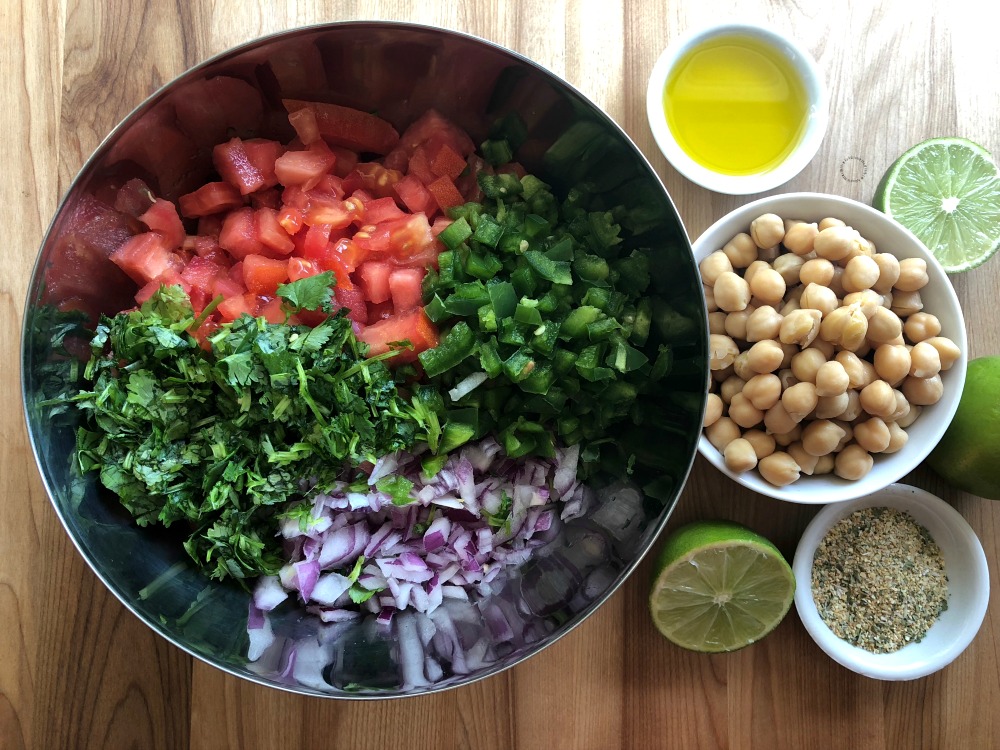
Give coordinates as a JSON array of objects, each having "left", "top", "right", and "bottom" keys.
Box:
[
  {"left": 909, "top": 341, "right": 942, "bottom": 378},
  {"left": 764, "top": 401, "right": 799, "bottom": 434},
  {"left": 828, "top": 266, "right": 847, "bottom": 298},
  {"left": 815, "top": 392, "right": 849, "bottom": 419},
  {"left": 842, "top": 255, "right": 881, "bottom": 293},
  {"left": 854, "top": 417, "right": 891, "bottom": 453},
  {"left": 839, "top": 390, "right": 864, "bottom": 422},
  {"left": 903, "top": 312, "right": 942, "bottom": 343},
  {"left": 791, "top": 347, "right": 828, "bottom": 383},
  {"left": 853, "top": 339, "right": 873, "bottom": 359},
  {"left": 859, "top": 380, "right": 896, "bottom": 418},
  {"left": 704, "top": 284, "right": 719, "bottom": 312},
  {"left": 758, "top": 451, "right": 802, "bottom": 486},
  {"left": 873, "top": 344, "right": 911, "bottom": 386},
  {"left": 890, "top": 289, "right": 923, "bottom": 317},
  {"left": 884, "top": 422, "right": 909, "bottom": 453},
  {"left": 895, "top": 257, "right": 929, "bottom": 292},
  {"left": 835, "top": 351, "right": 867, "bottom": 390},
  {"left": 714, "top": 272, "right": 752, "bottom": 312},
  {"left": 832, "top": 420, "right": 855, "bottom": 450},
  {"left": 745, "top": 305, "right": 783, "bottom": 342},
  {"left": 814, "top": 225, "right": 864, "bottom": 262},
  {"left": 773, "top": 253, "right": 805, "bottom": 285},
  {"left": 902, "top": 374, "right": 944, "bottom": 406},
  {"left": 704, "top": 393, "right": 724, "bottom": 427},
  {"left": 835, "top": 444, "right": 874, "bottom": 480},
  {"left": 923, "top": 337, "right": 961, "bottom": 370},
  {"left": 779, "top": 285, "right": 805, "bottom": 316},
  {"left": 777, "top": 368, "right": 799, "bottom": 391},
  {"left": 818, "top": 217, "right": 846, "bottom": 231},
  {"left": 743, "top": 373, "right": 782, "bottom": 410},
  {"left": 747, "top": 340, "right": 785, "bottom": 374},
  {"left": 890, "top": 389, "right": 911, "bottom": 422},
  {"left": 743, "top": 260, "right": 771, "bottom": 286},
  {"left": 722, "top": 232, "right": 758, "bottom": 268},
  {"left": 897, "top": 403, "right": 922, "bottom": 428},
  {"left": 708, "top": 311, "right": 728, "bottom": 334},
  {"left": 787, "top": 442, "right": 820, "bottom": 475},
  {"left": 706, "top": 417, "right": 742, "bottom": 453},
  {"left": 783, "top": 221, "right": 820, "bottom": 256},
  {"left": 709, "top": 334, "right": 739, "bottom": 371},
  {"left": 814, "top": 360, "right": 850, "bottom": 397},
  {"left": 724, "top": 307, "right": 755, "bottom": 340},
  {"left": 750, "top": 213, "right": 786, "bottom": 249},
  {"left": 781, "top": 382, "right": 818, "bottom": 422},
  {"left": 843, "top": 290, "right": 884, "bottom": 319},
  {"left": 866, "top": 305, "right": 903, "bottom": 344},
  {"left": 779, "top": 308, "right": 822, "bottom": 347},
  {"left": 872, "top": 253, "right": 901, "bottom": 293},
  {"left": 813, "top": 454, "right": 836, "bottom": 475},
  {"left": 712, "top": 364, "right": 734, "bottom": 383},
  {"left": 729, "top": 392, "right": 764, "bottom": 428},
  {"left": 780, "top": 343, "right": 799, "bottom": 369},
  {"left": 724, "top": 438, "right": 759, "bottom": 473},
  {"left": 819, "top": 303, "right": 868, "bottom": 351},
  {"left": 743, "top": 429, "right": 776, "bottom": 459},
  {"left": 799, "top": 258, "right": 835, "bottom": 287},
  {"left": 757, "top": 245, "right": 781, "bottom": 262},
  {"left": 749, "top": 267, "right": 786, "bottom": 307},
  {"left": 773, "top": 424, "right": 803, "bottom": 447},
  {"left": 801, "top": 419, "right": 847, "bottom": 457},
  {"left": 799, "top": 283, "right": 840, "bottom": 316},
  {"left": 733, "top": 351, "right": 757, "bottom": 381},
  {"left": 809, "top": 338, "right": 836, "bottom": 359},
  {"left": 699, "top": 251, "right": 733, "bottom": 285},
  {"left": 720, "top": 375, "right": 747, "bottom": 404}
]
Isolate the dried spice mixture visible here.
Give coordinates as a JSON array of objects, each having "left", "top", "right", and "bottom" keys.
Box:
[{"left": 811, "top": 506, "right": 949, "bottom": 653}]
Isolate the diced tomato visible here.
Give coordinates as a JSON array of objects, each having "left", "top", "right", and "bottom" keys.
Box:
[
  {"left": 180, "top": 255, "right": 227, "bottom": 292},
  {"left": 198, "top": 213, "right": 225, "bottom": 239},
  {"left": 257, "top": 296, "right": 287, "bottom": 324},
  {"left": 135, "top": 272, "right": 186, "bottom": 305},
  {"left": 407, "top": 147, "right": 436, "bottom": 186},
  {"left": 356, "top": 309, "right": 438, "bottom": 364},
  {"left": 426, "top": 176, "right": 464, "bottom": 212},
  {"left": 354, "top": 214, "right": 438, "bottom": 266},
  {"left": 333, "top": 237, "right": 366, "bottom": 272},
  {"left": 213, "top": 138, "right": 267, "bottom": 195},
  {"left": 298, "top": 223, "right": 332, "bottom": 257},
  {"left": 497, "top": 162, "right": 527, "bottom": 179},
  {"left": 330, "top": 146, "right": 359, "bottom": 177},
  {"left": 283, "top": 99, "right": 400, "bottom": 155},
  {"left": 218, "top": 207, "right": 264, "bottom": 259},
  {"left": 183, "top": 235, "right": 223, "bottom": 259},
  {"left": 250, "top": 187, "right": 282, "bottom": 210},
  {"left": 110, "top": 232, "right": 185, "bottom": 285},
  {"left": 430, "top": 216, "right": 453, "bottom": 237},
  {"left": 388, "top": 267, "right": 426, "bottom": 312},
  {"left": 178, "top": 181, "right": 245, "bottom": 218},
  {"left": 243, "top": 255, "right": 289, "bottom": 296},
  {"left": 114, "top": 178, "right": 156, "bottom": 218},
  {"left": 213, "top": 274, "right": 245, "bottom": 299},
  {"left": 256, "top": 208, "right": 295, "bottom": 256},
  {"left": 343, "top": 163, "right": 403, "bottom": 198},
  {"left": 334, "top": 286, "right": 368, "bottom": 325},
  {"left": 139, "top": 198, "right": 186, "bottom": 249},
  {"left": 274, "top": 140, "right": 337, "bottom": 190},
  {"left": 456, "top": 154, "right": 487, "bottom": 202},
  {"left": 385, "top": 109, "right": 477, "bottom": 171},
  {"left": 287, "top": 257, "right": 321, "bottom": 281},
  {"left": 190, "top": 316, "right": 220, "bottom": 350},
  {"left": 393, "top": 175, "right": 436, "bottom": 216},
  {"left": 303, "top": 195, "right": 357, "bottom": 229},
  {"left": 356, "top": 261, "right": 392, "bottom": 303},
  {"left": 217, "top": 292, "right": 256, "bottom": 322},
  {"left": 360, "top": 195, "right": 406, "bottom": 224},
  {"left": 242, "top": 138, "right": 286, "bottom": 190},
  {"left": 430, "top": 142, "right": 468, "bottom": 181},
  {"left": 278, "top": 205, "right": 305, "bottom": 235},
  {"left": 367, "top": 300, "right": 394, "bottom": 321},
  {"left": 288, "top": 107, "right": 321, "bottom": 145}
]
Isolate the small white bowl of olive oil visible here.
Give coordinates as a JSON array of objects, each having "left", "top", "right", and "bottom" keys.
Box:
[{"left": 646, "top": 23, "right": 828, "bottom": 195}]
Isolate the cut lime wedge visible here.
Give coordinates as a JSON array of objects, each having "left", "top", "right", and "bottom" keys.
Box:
[
  {"left": 648, "top": 521, "right": 795, "bottom": 653},
  {"left": 873, "top": 137, "right": 1000, "bottom": 273}
]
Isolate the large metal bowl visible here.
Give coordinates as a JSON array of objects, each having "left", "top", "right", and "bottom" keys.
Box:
[{"left": 21, "top": 22, "right": 708, "bottom": 698}]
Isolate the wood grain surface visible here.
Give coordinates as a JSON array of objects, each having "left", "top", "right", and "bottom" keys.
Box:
[{"left": 4, "top": 1, "right": 1000, "bottom": 748}]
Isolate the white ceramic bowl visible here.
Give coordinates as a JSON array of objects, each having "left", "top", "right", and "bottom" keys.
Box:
[
  {"left": 793, "top": 484, "right": 989, "bottom": 680},
  {"left": 694, "top": 192, "right": 968, "bottom": 504},
  {"left": 646, "top": 23, "right": 828, "bottom": 195}
]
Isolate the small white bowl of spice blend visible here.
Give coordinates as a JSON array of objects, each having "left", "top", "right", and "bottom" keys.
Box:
[{"left": 793, "top": 484, "right": 989, "bottom": 680}]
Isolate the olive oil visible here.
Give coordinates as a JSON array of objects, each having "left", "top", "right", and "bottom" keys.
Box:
[{"left": 664, "top": 34, "right": 809, "bottom": 176}]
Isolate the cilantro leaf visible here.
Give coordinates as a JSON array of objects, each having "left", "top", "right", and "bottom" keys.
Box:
[
  {"left": 376, "top": 475, "right": 416, "bottom": 506},
  {"left": 277, "top": 271, "right": 336, "bottom": 312}
]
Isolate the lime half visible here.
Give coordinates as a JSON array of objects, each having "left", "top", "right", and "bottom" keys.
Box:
[
  {"left": 873, "top": 137, "right": 1000, "bottom": 273},
  {"left": 648, "top": 521, "right": 795, "bottom": 653}
]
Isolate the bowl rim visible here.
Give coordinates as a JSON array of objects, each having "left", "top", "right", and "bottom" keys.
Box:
[
  {"left": 792, "top": 483, "right": 990, "bottom": 680},
  {"left": 693, "top": 191, "right": 969, "bottom": 504},
  {"left": 20, "top": 19, "right": 703, "bottom": 699},
  {"left": 645, "top": 21, "right": 829, "bottom": 195}
]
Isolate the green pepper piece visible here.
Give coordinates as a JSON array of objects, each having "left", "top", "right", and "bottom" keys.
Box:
[
  {"left": 520, "top": 363, "right": 554, "bottom": 395},
  {"left": 502, "top": 349, "right": 536, "bottom": 382},
  {"left": 466, "top": 250, "right": 503, "bottom": 280},
  {"left": 586, "top": 316, "right": 621, "bottom": 341},
  {"left": 480, "top": 138, "right": 514, "bottom": 167},
  {"left": 529, "top": 321, "right": 560, "bottom": 355},
  {"left": 513, "top": 300, "right": 544, "bottom": 327},
  {"left": 488, "top": 281, "right": 517, "bottom": 319},
  {"left": 509, "top": 266, "right": 537, "bottom": 298},
  {"left": 478, "top": 304, "right": 498, "bottom": 332},
  {"left": 573, "top": 253, "right": 610, "bottom": 285},
  {"left": 499, "top": 318, "right": 528, "bottom": 346},
  {"left": 424, "top": 294, "right": 449, "bottom": 323},
  {"left": 472, "top": 214, "right": 504, "bottom": 248},
  {"left": 478, "top": 339, "right": 503, "bottom": 378},
  {"left": 523, "top": 213, "right": 550, "bottom": 238},
  {"left": 439, "top": 217, "right": 473, "bottom": 251},
  {"left": 560, "top": 306, "right": 602, "bottom": 339},
  {"left": 478, "top": 172, "right": 524, "bottom": 199},
  {"left": 525, "top": 250, "right": 572, "bottom": 285},
  {"left": 418, "top": 321, "right": 476, "bottom": 377},
  {"left": 544, "top": 237, "right": 574, "bottom": 261}
]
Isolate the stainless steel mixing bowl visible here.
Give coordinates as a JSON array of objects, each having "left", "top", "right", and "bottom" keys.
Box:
[{"left": 21, "top": 22, "right": 708, "bottom": 698}]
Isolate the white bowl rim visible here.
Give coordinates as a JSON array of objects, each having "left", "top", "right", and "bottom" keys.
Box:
[
  {"left": 792, "top": 483, "right": 990, "bottom": 680},
  {"left": 694, "top": 192, "right": 968, "bottom": 504},
  {"left": 646, "top": 22, "right": 830, "bottom": 195}
]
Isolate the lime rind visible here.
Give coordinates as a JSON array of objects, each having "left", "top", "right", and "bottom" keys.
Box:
[{"left": 873, "top": 137, "right": 1000, "bottom": 273}]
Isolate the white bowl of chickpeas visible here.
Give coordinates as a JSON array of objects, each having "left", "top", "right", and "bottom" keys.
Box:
[{"left": 696, "top": 192, "right": 967, "bottom": 503}]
